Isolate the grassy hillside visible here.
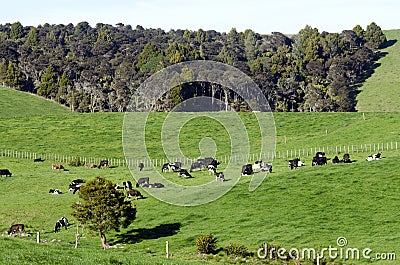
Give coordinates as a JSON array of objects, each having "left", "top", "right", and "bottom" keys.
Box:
[
  {"left": 0, "top": 110, "right": 399, "bottom": 264},
  {"left": 356, "top": 29, "right": 400, "bottom": 112},
  {"left": 0, "top": 87, "right": 70, "bottom": 118}
]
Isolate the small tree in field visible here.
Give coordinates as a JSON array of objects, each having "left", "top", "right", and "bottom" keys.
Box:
[{"left": 71, "top": 176, "right": 137, "bottom": 249}]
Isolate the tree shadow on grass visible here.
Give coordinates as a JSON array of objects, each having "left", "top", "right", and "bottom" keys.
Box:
[{"left": 111, "top": 222, "right": 181, "bottom": 244}]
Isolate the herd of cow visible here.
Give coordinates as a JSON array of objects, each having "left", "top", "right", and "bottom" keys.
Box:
[
  {"left": 3, "top": 151, "right": 384, "bottom": 236},
  {"left": 288, "top": 152, "right": 383, "bottom": 169}
]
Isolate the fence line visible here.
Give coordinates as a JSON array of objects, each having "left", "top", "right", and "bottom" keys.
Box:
[{"left": 1, "top": 141, "right": 398, "bottom": 168}]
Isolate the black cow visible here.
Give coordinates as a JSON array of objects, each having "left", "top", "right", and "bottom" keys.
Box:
[
  {"left": 49, "top": 189, "right": 62, "bottom": 194},
  {"left": 288, "top": 158, "right": 305, "bottom": 170},
  {"left": 34, "top": 157, "right": 45, "bottom": 162},
  {"left": 54, "top": 217, "right": 69, "bottom": 233},
  {"left": 332, "top": 156, "right": 340, "bottom": 164},
  {"left": 0, "top": 169, "right": 12, "bottom": 177},
  {"left": 342, "top": 153, "right": 351, "bottom": 163},
  {"left": 143, "top": 182, "right": 165, "bottom": 188},
  {"left": 127, "top": 189, "right": 143, "bottom": 199},
  {"left": 312, "top": 152, "right": 327, "bottom": 166},
  {"left": 123, "top": 181, "right": 133, "bottom": 190},
  {"left": 8, "top": 224, "right": 24, "bottom": 235},
  {"left": 241, "top": 164, "right": 253, "bottom": 176},
  {"left": 190, "top": 161, "right": 204, "bottom": 172},
  {"left": 98, "top": 160, "right": 109, "bottom": 168},
  {"left": 136, "top": 177, "right": 149, "bottom": 187},
  {"left": 138, "top": 162, "right": 144, "bottom": 171},
  {"left": 178, "top": 169, "right": 193, "bottom": 178}
]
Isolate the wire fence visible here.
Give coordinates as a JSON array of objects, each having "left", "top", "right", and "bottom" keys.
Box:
[{"left": 1, "top": 141, "right": 398, "bottom": 168}]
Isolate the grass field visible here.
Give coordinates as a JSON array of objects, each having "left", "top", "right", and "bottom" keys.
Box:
[
  {"left": 1, "top": 87, "right": 400, "bottom": 264},
  {"left": 356, "top": 29, "right": 400, "bottom": 112}
]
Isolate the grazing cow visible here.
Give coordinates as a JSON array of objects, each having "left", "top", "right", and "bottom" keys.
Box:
[
  {"left": 252, "top": 160, "right": 263, "bottom": 172},
  {"left": 0, "top": 169, "right": 12, "bottom": 177},
  {"left": 241, "top": 164, "right": 253, "bottom": 176},
  {"left": 288, "top": 158, "right": 305, "bottom": 170},
  {"left": 98, "top": 160, "right": 109, "bottom": 168},
  {"left": 204, "top": 157, "right": 220, "bottom": 168},
  {"left": 123, "top": 181, "right": 133, "bottom": 190},
  {"left": 8, "top": 224, "right": 24, "bottom": 235},
  {"left": 367, "top": 152, "right": 381, "bottom": 161},
  {"left": 342, "top": 153, "right": 351, "bottom": 163},
  {"left": 136, "top": 177, "right": 149, "bottom": 187},
  {"left": 49, "top": 189, "right": 62, "bottom": 194},
  {"left": 86, "top": 163, "right": 97, "bottom": 168},
  {"left": 51, "top": 164, "right": 64, "bottom": 170},
  {"left": 127, "top": 189, "right": 143, "bottom": 199},
  {"left": 332, "top": 156, "right": 340, "bottom": 164},
  {"left": 162, "top": 163, "right": 178, "bottom": 172},
  {"left": 211, "top": 168, "right": 225, "bottom": 182},
  {"left": 71, "top": 179, "right": 85, "bottom": 185},
  {"left": 190, "top": 161, "right": 204, "bottom": 172},
  {"left": 208, "top": 165, "right": 216, "bottom": 174},
  {"left": 34, "top": 157, "right": 45, "bottom": 162},
  {"left": 138, "top": 162, "right": 144, "bottom": 171},
  {"left": 178, "top": 169, "right": 193, "bottom": 178},
  {"left": 54, "top": 217, "right": 69, "bottom": 233},
  {"left": 260, "top": 163, "right": 273, "bottom": 173}
]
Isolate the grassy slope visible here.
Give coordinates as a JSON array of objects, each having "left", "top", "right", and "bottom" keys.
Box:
[
  {"left": 356, "top": 29, "right": 400, "bottom": 112},
  {"left": 0, "top": 87, "right": 70, "bottom": 118}
]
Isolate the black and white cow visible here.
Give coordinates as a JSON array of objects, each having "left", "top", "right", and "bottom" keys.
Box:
[
  {"left": 138, "top": 162, "right": 144, "bottom": 171},
  {"left": 312, "top": 152, "right": 327, "bottom": 166},
  {"left": 367, "top": 152, "right": 381, "bottom": 161},
  {"left": 49, "top": 189, "right": 62, "bottom": 194},
  {"left": 0, "top": 169, "right": 12, "bottom": 177},
  {"left": 260, "top": 163, "right": 273, "bottom": 173},
  {"left": 8, "top": 224, "right": 24, "bottom": 235},
  {"left": 252, "top": 160, "right": 263, "bottom": 172},
  {"left": 54, "top": 217, "right": 68, "bottom": 233},
  {"left": 114, "top": 183, "right": 124, "bottom": 190},
  {"left": 123, "top": 181, "right": 133, "bottom": 190},
  {"left": 162, "top": 162, "right": 181, "bottom": 172},
  {"left": 241, "top": 164, "right": 253, "bottom": 176},
  {"left": 178, "top": 169, "right": 193, "bottom": 178},
  {"left": 288, "top": 158, "right": 305, "bottom": 170},
  {"left": 69, "top": 183, "right": 81, "bottom": 194},
  {"left": 98, "top": 160, "right": 109, "bottom": 168},
  {"left": 136, "top": 177, "right": 149, "bottom": 187}
]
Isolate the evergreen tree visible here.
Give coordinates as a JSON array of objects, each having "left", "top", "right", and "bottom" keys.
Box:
[{"left": 38, "top": 65, "right": 58, "bottom": 98}]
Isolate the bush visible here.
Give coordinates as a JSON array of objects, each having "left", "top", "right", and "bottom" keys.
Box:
[
  {"left": 225, "top": 242, "right": 249, "bottom": 257},
  {"left": 69, "top": 158, "right": 85, "bottom": 167},
  {"left": 196, "top": 233, "right": 218, "bottom": 254}
]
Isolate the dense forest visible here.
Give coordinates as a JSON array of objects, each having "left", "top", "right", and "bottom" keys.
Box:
[{"left": 0, "top": 21, "right": 387, "bottom": 112}]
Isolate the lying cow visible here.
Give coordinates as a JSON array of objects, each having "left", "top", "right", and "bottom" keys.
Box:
[
  {"left": 260, "top": 163, "right": 273, "bottom": 173},
  {"left": 312, "top": 152, "right": 327, "bottom": 166},
  {"left": 342, "top": 153, "right": 351, "bottom": 163},
  {"left": 8, "top": 224, "right": 24, "bottom": 235},
  {"left": 288, "top": 158, "right": 305, "bottom": 170},
  {"left": 142, "top": 182, "right": 165, "bottom": 188},
  {"left": 86, "top": 163, "right": 97, "bottom": 168},
  {"left": 127, "top": 189, "right": 143, "bottom": 199},
  {"left": 34, "top": 157, "right": 45, "bottom": 162},
  {"left": 190, "top": 161, "right": 204, "bottom": 172},
  {"left": 54, "top": 217, "right": 69, "bottom": 233},
  {"left": 178, "top": 169, "right": 193, "bottom": 178},
  {"left": 0, "top": 169, "right": 12, "bottom": 177},
  {"left": 252, "top": 160, "right": 263, "bottom": 172},
  {"left": 136, "top": 177, "right": 149, "bottom": 187},
  {"left": 98, "top": 160, "right": 109, "bottom": 168},
  {"left": 51, "top": 164, "right": 64, "bottom": 170},
  {"left": 366, "top": 152, "right": 381, "bottom": 161},
  {"left": 241, "top": 164, "right": 253, "bottom": 176},
  {"left": 49, "top": 189, "right": 62, "bottom": 194}
]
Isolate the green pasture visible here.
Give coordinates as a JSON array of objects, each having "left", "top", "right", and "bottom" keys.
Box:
[{"left": 356, "top": 29, "right": 400, "bottom": 112}]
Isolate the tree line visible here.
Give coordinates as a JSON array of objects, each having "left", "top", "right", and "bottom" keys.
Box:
[{"left": 0, "top": 21, "right": 387, "bottom": 112}]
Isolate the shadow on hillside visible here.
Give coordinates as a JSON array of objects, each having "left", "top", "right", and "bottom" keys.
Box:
[
  {"left": 111, "top": 222, "right": 181, "bottom": 244},
  {"left": 380, "top": 39, "right": 397, "bottom": 49}
]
